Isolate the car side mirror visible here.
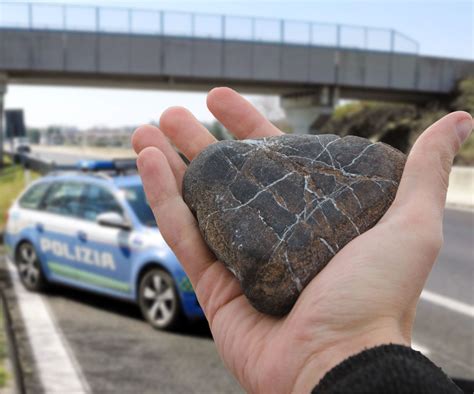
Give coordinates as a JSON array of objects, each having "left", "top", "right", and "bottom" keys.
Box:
[{"left": 96, "top": 212, "right": 131, "bottom": 230}]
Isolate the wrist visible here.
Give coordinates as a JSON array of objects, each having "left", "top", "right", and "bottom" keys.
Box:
[{"left": 292, "top": 323, "right": 409, "bottom": 393}]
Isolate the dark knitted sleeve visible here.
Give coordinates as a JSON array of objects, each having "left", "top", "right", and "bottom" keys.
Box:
[{"left": 311, "top": 344, "right": 463, "bottom": 394}]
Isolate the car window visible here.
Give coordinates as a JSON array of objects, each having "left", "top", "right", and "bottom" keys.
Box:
[
  {"left": 120, "top": 185, "right": 157, "bottom": 227},
  {"left": 19, "top": 182, "right": 51, "bottom": 209},
  {"left": 41, "top": 182, "right": 86, "bottom": 218},
  {"left": 81, "top": 184, "right": 123, "bottom": 222}
]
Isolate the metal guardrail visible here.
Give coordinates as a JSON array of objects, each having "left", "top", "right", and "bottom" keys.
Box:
[
  {"left": 4, "top": 151, "right": 68, "bottom": 174},
  {"left": 0, "top": 2, "right": 419, "bottom": 54},
  {"left": 4, "top": 151, "right": 138, "bottom": 176}
]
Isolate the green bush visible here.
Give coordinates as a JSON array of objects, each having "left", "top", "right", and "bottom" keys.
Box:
[
  {"left": 320, "top": 77, "right": 474, "bottom": 164},
  {"left": 321, "top": 102, "right": 416, "bottom": 151},
  {"left": 452, "top": 77, "right": 474, "bottom": 114}
]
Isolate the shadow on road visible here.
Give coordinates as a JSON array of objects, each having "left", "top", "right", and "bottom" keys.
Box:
[{"left": 45, "top": 284, "right": 213, "bottom": 339}]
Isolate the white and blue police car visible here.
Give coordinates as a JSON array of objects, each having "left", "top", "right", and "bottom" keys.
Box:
[{"left": 4, "top": 160, "right": 203, "bottom": 330}]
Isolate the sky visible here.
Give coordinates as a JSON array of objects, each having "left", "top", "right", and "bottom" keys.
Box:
[{"left": 2, "top": 0, "right": 473, "bottom": 129}]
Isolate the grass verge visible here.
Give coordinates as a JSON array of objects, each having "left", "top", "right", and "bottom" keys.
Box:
[{"left": 0, "top": 297, "right": 9, "bottom": 388}]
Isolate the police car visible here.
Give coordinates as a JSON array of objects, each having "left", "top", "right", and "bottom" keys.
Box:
[{"left": 4, "top": 160, "right": 203, "bottom": 330}]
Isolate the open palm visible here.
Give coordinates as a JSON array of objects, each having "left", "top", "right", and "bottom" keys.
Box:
[{"left": 132, "top": 87, "right": 471, "bottom": 393}]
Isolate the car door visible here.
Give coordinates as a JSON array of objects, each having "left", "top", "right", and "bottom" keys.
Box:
[
  {"left": 5, "top": 181, "right": 51, "bottom": 261},
  {"left": 75, "top": 182, "right": 133, "bottom": 297},
  {"left": 37, "top": 181, "right": 88, "bottom": 279}
]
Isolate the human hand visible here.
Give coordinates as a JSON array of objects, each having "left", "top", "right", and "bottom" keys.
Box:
[{"left": 132, "top": 88, "right": 472, "bottom": 393}]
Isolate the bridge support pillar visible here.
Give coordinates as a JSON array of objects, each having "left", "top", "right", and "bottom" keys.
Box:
[
  {"left": 0, "top": 74, "right": 7, "bottom": 168},
  {"left": 281, "top": 87, "right": 338, "bottom": 134}
]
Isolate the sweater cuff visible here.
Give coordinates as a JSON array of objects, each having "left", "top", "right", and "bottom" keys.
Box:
[{"left": 311, "top": 344, "right": 463, "bottom": 394}]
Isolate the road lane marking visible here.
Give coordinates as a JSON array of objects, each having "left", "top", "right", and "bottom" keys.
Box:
[
  {"left": 7, "top": 259, "right": 91, "bottom": 393},
  {"left": 421, "top": 290, "right": 474, "bottom": 318}
]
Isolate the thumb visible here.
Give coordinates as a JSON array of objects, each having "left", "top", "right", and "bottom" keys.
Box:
[{"left": 392, "top": 111, "right": 472, "bottom": 220}]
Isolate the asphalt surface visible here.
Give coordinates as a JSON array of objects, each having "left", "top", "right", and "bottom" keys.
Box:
[
  {"left": 6, "top": 147, "right": 244, "bottom": 393},
  {"left": 4, "top": 144, "right": 474, "bottom": 391},
  {"left": 43, "top": 287, "right": 241, "bottom": 394},
  {"left": 1, "top": 208, "right": 468, "bottom": 394},
  {"left": 413, "top": 208, "right": 474, "bottom": 379}
]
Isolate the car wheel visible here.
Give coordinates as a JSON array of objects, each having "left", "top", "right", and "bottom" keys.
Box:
[
  {"left": 138, "top": 268, "right": 183, "bottom": 330},
  {"left": 16, "top": 242, "right": 48, "bottom": 292}
]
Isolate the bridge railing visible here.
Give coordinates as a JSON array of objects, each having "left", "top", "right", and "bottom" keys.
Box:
[{"left": 0, "top": 2, "right": 419, "bottom": 54}]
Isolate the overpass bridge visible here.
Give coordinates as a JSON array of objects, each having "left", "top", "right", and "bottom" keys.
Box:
[{"left": 0, "top": 2, "right": 473, "bottom": 136}]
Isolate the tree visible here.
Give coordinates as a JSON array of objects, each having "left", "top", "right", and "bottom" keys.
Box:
[
  {"left": 319, "top": 76, "right": 474, "bottom": 164},
  {"left": 452, "top": 77, "right": 474, "bottom": 114}
]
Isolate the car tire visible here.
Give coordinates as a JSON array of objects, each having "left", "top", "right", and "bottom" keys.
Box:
[
  {"left": 138, "top": 268, "right": 183, "bottom": 330},
  {"left": 16, "top": 242, "right": 48, "bottom": 292}
]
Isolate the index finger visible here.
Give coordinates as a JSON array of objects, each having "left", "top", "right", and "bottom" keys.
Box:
[
  {"left": 159, "top": 106, "right": 217, "bottom": 161},
  {"left": 207, "top": 87, "right": 283, "bottom": 139},
  {"left": 131, "top": 124, "right": 188, "bottom": 191},
  {"left": 136, "top": 146, "right": 216, "bottom": 284}
]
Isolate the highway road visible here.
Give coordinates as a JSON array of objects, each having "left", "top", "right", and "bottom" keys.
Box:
[
  {"left": 27, "top": 145, "right": 135, "bottom": 165},
  {"left": 1, "top": 208, "right": 472, "bottom": 393},
  {"left": 2, "top": 145, "right": 473, "bottom": 392},
  {"left": 414, "top": 209, "right": 473, "bottom": 379},
  {"left": 39, "top": 289, "right": 241, "bottom": 393},
  {"left": 28, "top": 150, "right": 85, "bottom": 165}
]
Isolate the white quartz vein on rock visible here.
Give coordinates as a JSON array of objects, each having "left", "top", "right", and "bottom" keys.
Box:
[
  {"left": 342, "top": 142, "right": 376, "bottom": 170},
  {"left": 284, "top": 251, "right": 303, "bottom": 293},
  {"left": 224, "top": 172, "right": 295, "bottom": 212},
  {"left": 319, "top": 237, "right": 336, "bottom": 255},
  {"left": 201, "top": 137, "right": 399, "bottom": 279}
]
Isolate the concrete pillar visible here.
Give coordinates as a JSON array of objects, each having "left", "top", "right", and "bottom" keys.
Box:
[
  {"left": 0, "top": 74, "right": 7, "bottom": 168},
  {"left": 281, "top": 86, "right": 338, "bottom": 134}
]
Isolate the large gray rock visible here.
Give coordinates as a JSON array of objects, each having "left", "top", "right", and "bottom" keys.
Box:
[{"left": 183, "top": 135, "right": 406, "bottom": 315}]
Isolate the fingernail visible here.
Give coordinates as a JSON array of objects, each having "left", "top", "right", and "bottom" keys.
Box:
[{"left": 456, "top": 118, "right": 473, "bottom": 144}]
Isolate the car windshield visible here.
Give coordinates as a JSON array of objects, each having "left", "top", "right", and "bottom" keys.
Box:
[{"left": 120, "top": 185, "right": 157, "bottom": 227}]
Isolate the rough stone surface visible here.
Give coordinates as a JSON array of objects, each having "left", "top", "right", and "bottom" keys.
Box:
[{"left": 183, "top": 134, "right": 406, "bottom": 316}]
